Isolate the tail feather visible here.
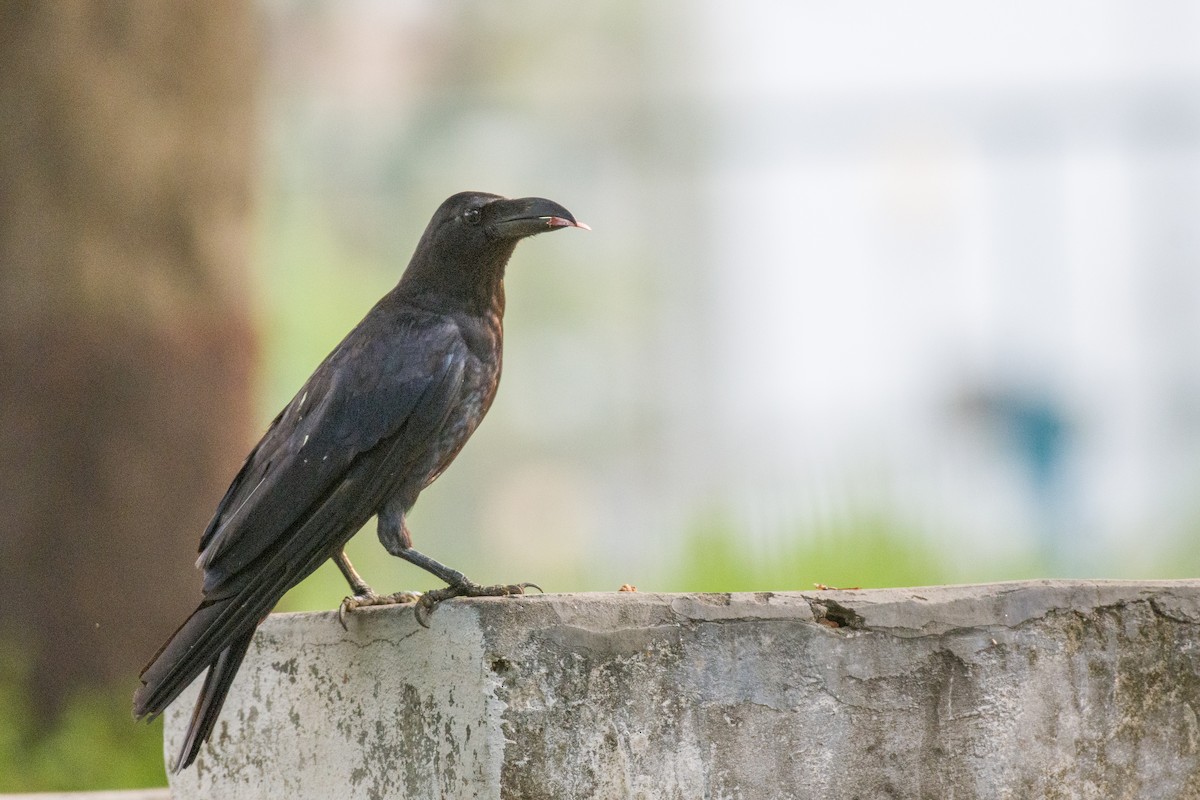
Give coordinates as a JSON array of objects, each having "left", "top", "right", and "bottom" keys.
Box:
[
  {"left": 133, "top": 505, "right": 373, "bottom": 738},
  {"left": 134, "top": 599, "right": 230, "bottom": 721},
  {"left": 134, "top": 519, "right": 346, "bottom": 722},
  {"left": 173, "top": 628, "right": 256, "bottom": 771},
  {"left": 134, "top": 505, "right": 357, "bottom": 719}
]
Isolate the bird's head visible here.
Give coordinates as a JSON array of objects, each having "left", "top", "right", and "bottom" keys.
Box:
[
  {"left": 436, "top": 191, "right": 588, "bottom": 246},
  {"left": 399, "top": 192, "right": 588, "bottom": 311}
]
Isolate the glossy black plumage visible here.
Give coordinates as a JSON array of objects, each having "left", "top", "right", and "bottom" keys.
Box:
[{"left": 133, "top": 192, "right": 585, "bottom": 771}]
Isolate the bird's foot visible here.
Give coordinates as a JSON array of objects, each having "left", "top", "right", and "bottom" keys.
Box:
[
  {"left": 339, "top": 590, "right": 423, "bottom": 630},
  {"left": 414, "top": 581, "right": 542, "bottom": 628}
]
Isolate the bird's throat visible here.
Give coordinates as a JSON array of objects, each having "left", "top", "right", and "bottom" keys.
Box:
[{"left": 397, "top": 242, "right": 514, "bottom": 318}]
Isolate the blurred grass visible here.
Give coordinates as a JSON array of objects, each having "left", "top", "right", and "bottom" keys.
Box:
[
  {"left": 0, "top": 648, "right": 165, "bottom": 792},
  {"left": 665, "top": 511, "right": 953, "bottom": 593},
  {"left": 663, "top": 507, "right": 1080, "bottom": 593}
]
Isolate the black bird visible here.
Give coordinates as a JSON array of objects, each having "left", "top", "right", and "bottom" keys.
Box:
[{"left": 134, "top": 191, "right": 587, "bottom": 771}]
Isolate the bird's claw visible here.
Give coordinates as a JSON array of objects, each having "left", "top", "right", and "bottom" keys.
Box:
[
  {"left": 413, "top": 581, "right": 542, "bottom": 628},
  {"left": 338, "top": 590, "right": 422, "bottom": 630}
]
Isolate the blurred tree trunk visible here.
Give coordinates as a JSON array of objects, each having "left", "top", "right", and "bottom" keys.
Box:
[{"left": 0, "top": 2, "right": 257, "bottom": 719}]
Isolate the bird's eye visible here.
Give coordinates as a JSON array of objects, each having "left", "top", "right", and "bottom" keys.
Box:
[{"left": 463, "top": 208, "right": 482, "bottom": 225}]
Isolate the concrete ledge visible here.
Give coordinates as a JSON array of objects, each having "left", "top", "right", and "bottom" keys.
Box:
[{"left": 165, "top": 581, "right": 1200, "bottom": 799}]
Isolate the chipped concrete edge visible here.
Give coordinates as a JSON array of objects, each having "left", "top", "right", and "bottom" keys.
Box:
[{"left": 290, "top": 579, "right": 1200, "bottom": 633}]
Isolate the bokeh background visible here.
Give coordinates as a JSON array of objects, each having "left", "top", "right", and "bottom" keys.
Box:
[{"left": 3, "top": 0, "right": 1200, "bottom": 790}]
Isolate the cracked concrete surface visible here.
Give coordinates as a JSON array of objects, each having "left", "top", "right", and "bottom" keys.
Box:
[{"left": 164, "top": 581, "right": 1200, "bottom": 799}]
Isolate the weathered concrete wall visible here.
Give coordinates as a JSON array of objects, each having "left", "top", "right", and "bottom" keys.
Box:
[{"left": 164, "top": 581, "right": 1200, "bottom": 799}]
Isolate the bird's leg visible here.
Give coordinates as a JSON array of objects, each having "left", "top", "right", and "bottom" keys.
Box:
[
  {"left": 376, "top": 505, "right": 539, "bottom": 627},
  {"left": 335, "top": 550, "right": 420, "bottom": 630},
  {"left": 397, "top": 547, "right": 542, "bottom": 628},
  {"left": 334, "top": 550, "right": 373, "bottom": 597}
]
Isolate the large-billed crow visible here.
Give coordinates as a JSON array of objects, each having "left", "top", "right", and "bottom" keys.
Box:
[{"left": 133, "top": 192, "right": 587, "bottom": 771}]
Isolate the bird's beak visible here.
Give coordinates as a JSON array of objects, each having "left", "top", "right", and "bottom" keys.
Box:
[{"left": 487, "top": 196, "right": 590, "bottom": 239}]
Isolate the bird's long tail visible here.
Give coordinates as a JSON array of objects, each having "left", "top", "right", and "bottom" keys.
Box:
[
  {"left": 134, "top": 441, "right": 415, "bottom": 768},
  {"left": 172, "top": 628, "right": 255, "bottom": 771},
  {"left": 132, "top": 596, "right": 262, "bottom": 770}
]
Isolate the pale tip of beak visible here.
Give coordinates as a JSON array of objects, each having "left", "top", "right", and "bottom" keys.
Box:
[{"left": 543, "top": 216, "right": 591, "bottom": 231}]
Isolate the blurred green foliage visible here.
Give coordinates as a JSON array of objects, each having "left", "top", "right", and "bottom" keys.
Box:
[
  {"left": 664, "top": 505, "right": 1091, "bottom": 593},
  {"left": 254, "top": 198, "right": 396, "bottom": 421},
  {"left": 667, "top": 510, "right": 952, "bottom": 593},
  {"left": 0, "top": 648, "right": 165, "bottom": 792}
]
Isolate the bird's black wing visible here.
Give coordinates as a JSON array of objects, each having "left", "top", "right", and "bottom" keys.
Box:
[
  {"left": 196, "top": 311, "right": 464, "bottom": 592},
  {"left": 135, "top": 308, "right": 468, "bottom": 726}
]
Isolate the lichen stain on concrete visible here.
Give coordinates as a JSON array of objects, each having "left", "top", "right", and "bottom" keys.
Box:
[
  {"left": 982, "top": 599, "right": 1200, "bottom": 800},
  {"left": 498, "top": 612, "right": 808, "bottom": 798},
  {"left": 270, "top": 657, "right": 299, "bottom": 679}
]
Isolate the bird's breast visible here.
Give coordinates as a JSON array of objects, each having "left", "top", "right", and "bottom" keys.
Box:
[
  {"left": 417, "top": 345, "right": 501, "bottom": 490},
  {"left": 449, "top": 354, "right": 500, "bottom": 440}
]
